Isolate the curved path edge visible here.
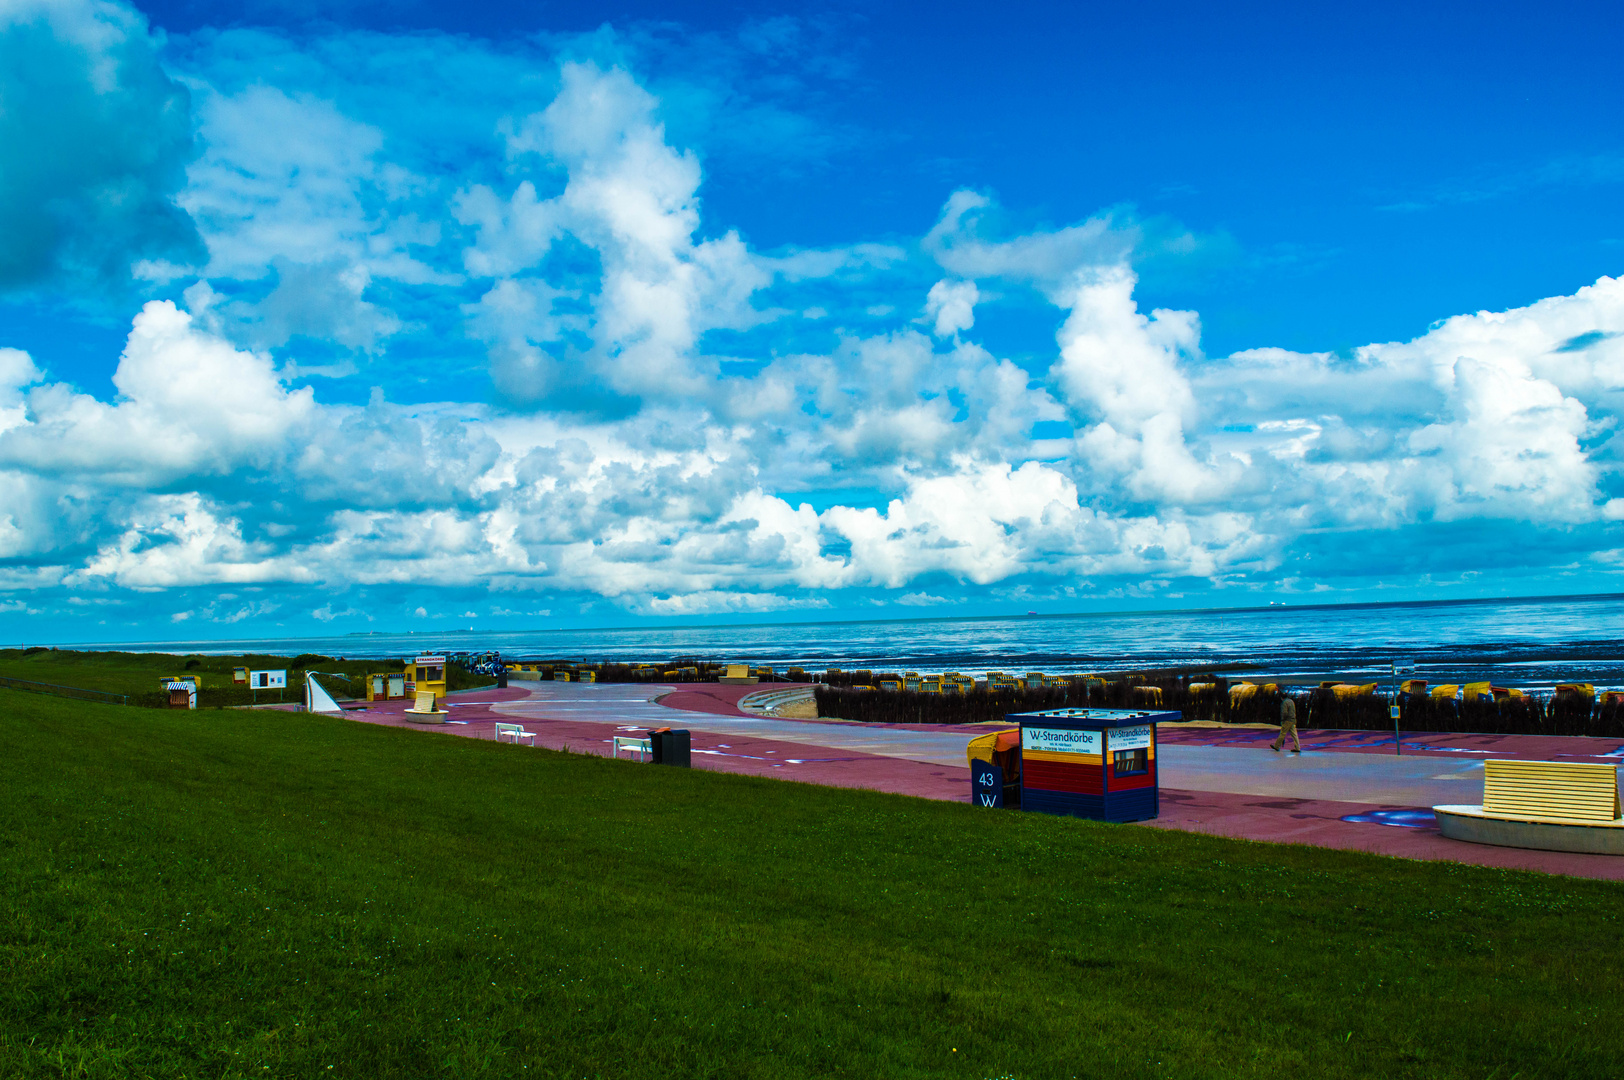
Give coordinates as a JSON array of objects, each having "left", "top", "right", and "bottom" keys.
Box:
[{"left": 331, "top": 681, "right": 1624, "bottom": 880}]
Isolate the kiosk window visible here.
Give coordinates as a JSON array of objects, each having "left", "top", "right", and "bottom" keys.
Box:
[{"left": 1112, "top": 748, "right": 1148, "bottom": 775}]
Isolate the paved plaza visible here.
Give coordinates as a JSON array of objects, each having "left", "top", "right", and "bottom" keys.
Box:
[{"left": 340, "top": 680, "right": 1624, "bottom": 881}]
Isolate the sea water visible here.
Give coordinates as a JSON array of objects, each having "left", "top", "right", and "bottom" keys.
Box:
[{"left": 69, "top": 593, "right": 1624, "bottom": 689}]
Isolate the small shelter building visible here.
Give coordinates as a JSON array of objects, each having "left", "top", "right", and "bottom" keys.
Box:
[
  {"left": 1008, "top": 707, "right": 1178, "bottom": 822},
  {"left": 407, "top": 655, "right": 447, "bottom": 704},
  {"left": 367, "top": 672, "right": 409, "bottom": 701}
]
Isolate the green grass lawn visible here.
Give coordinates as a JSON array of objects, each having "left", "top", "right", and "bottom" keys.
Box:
[
  {"left": 0, "top": 648, "right": 486, "bottom": 705},
  {"left": 2, "top": 690, "right": 1620, "bottom": 1079}
]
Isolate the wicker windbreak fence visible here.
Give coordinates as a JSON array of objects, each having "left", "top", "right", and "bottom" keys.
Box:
[
  {"left": 500, "top": 660, "right": 810, "bottom": 683},
  {"left": 1289, "top": 686, "right": 1624, "bottom": 737},
  {"left": 812, "top": 674, "right": 1624, "bottom": 737},
  {"left": 479, "top": 658, "right": 1624, "bottom": 737}
]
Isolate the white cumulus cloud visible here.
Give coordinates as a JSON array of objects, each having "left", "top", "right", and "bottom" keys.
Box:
[{"left": 0, "top": 11, "right": 1621, "bottom": 632}]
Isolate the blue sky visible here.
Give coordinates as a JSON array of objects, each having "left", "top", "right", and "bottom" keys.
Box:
[{"left": 1, "top": 0, "right": 1622, "bottom": 642}]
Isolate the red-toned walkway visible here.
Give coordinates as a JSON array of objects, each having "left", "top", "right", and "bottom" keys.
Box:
[
  {"left": 332, "top": 683, "right": 1624, "bottom": 882},
  {"left": 1158, "top": 721, "right": 1624, "bottom": 764},
  {"left": 1147, "top": 788, "right": 1624, "bottom": 879},
  {"left": 341, "top": 683, "right": 968, "bottom": 800}
]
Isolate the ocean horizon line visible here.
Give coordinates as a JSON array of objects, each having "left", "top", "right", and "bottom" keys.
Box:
[{"left": 26, "top": 588, "right": 1624, "bottom": 655}]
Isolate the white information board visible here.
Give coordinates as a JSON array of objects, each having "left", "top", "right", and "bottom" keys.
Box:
[
  {"left": 1022, "top": 727, "right": 1102, "bottom": 755},
  {"left": 250, "top": 670, "right": 287, "bottom": 689},
  {"left": 415, "top": 654, "right": 446, "bottom": 666},
  {"left": 1107, "top": 725, "right": 1152, "bottom": 752}
]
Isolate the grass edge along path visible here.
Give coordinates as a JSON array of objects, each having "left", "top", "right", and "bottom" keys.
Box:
[
  {"left": 0, "top": 648, "right": 489, "bottom": 708},
  {"left": 2, "top": 691, "right": 1621, "bottom": 1079}
]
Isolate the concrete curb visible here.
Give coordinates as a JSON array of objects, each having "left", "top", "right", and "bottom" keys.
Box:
[{"left": 1434, "top": 804, "right": 1624, "bottom": 854}]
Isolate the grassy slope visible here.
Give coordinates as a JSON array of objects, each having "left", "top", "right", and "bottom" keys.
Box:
[
  {"left": 1, "top": 691, "right": 1620, "bottom": 1079},
  {"left": 0, "top": 649, "right": 485, "bottom": 701}
]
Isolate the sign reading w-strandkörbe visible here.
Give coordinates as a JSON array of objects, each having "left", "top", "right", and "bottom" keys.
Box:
[
  {"left": 1107, "top": 725, "right": 1152, "bottom": 751},
  {"left": 1022, "top": 727, "right": 1102, "bottom": 755}
]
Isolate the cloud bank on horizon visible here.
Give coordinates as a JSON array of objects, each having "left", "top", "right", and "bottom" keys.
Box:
[{"left": 1, "top": 0, "right": 1621, "bottom": 637}]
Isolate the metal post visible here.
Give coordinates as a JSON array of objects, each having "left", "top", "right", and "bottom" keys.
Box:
[{"left": 1390, "top": 661, "right": 1403, "bottom": 756}]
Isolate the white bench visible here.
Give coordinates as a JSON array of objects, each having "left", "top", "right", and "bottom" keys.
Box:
[
  {"left": 613, "top": 736, "right": 652, "bottom": 762},
  {"left": 494, "top": 723, "right": 535, "bottom": 746}
]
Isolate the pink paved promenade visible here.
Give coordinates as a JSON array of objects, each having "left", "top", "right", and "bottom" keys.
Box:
[
  {"left": 342, "top": 684, "right": 967, "bottom": 800},
  {"left": 1149, "top": 788, "right": 1624, "bottom": 880},
  {"left": 654, "top": 683, "right": 761, "bottom": 716},
  {"left": 1159, "top": 721, "right": 1624, "bottom": 764},
  {"left": 329, "top": 683, "right": 1624, "bottom": 881}
]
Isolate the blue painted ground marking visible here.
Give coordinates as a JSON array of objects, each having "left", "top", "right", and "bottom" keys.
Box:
[{"left": 1340, "top": 809, "right": 1438, "bottom": 828}]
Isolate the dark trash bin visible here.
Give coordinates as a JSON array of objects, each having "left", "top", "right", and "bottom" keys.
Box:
[
  {"left": 647, "top": 727, "right": 690, "bottom": 767},
  {"left": 664, "top": 729, "right": 690, "bottom": 767},
  {"left": 497, "top": 670, "right": 508, "bottom": 688}
]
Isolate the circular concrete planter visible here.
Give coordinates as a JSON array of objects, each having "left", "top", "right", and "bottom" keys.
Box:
[{"left": 1433, "top": 804, "right": 1624, "bottom": 855}]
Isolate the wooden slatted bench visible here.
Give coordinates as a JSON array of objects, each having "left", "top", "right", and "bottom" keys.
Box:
[
  {"left": 1434, "top": 760, "right": 1624, "bottom": 855},
  {"left": 405, "top": 690, "right": 440, "bottom": 714},
  {"left": 402, "top": 689, "right": 445, "bottom": 724},
  {"left": 1482, "top": 759, "right": 1620, "bottom": 822}
]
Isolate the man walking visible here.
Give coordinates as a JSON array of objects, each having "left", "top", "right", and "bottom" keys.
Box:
[{"left": 1271, "top": 695, "right": 1301, "bottom": 753}]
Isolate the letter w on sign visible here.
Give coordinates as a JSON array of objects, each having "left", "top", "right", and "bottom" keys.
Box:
[{"left": 971, "top": 759, "right": 1005, "bottom": 808}]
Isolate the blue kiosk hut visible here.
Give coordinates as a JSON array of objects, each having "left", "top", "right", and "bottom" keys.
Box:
[{"left": 1008, "top": 707, "right": 1178, "bottom": 822}]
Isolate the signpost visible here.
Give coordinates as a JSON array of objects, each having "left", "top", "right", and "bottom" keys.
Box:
[
  {"left": 971, "top": 759, "right": 1004, "bottom": 807},
  {"left": 1390, "top": 661, "right": 1414, "bottom": 756},
  {"left": 1021, "top": 727, "right": 1102, "bottom": 755},
  {"left": 250, "top": 669, "right": 287, "bottom": 704}
]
